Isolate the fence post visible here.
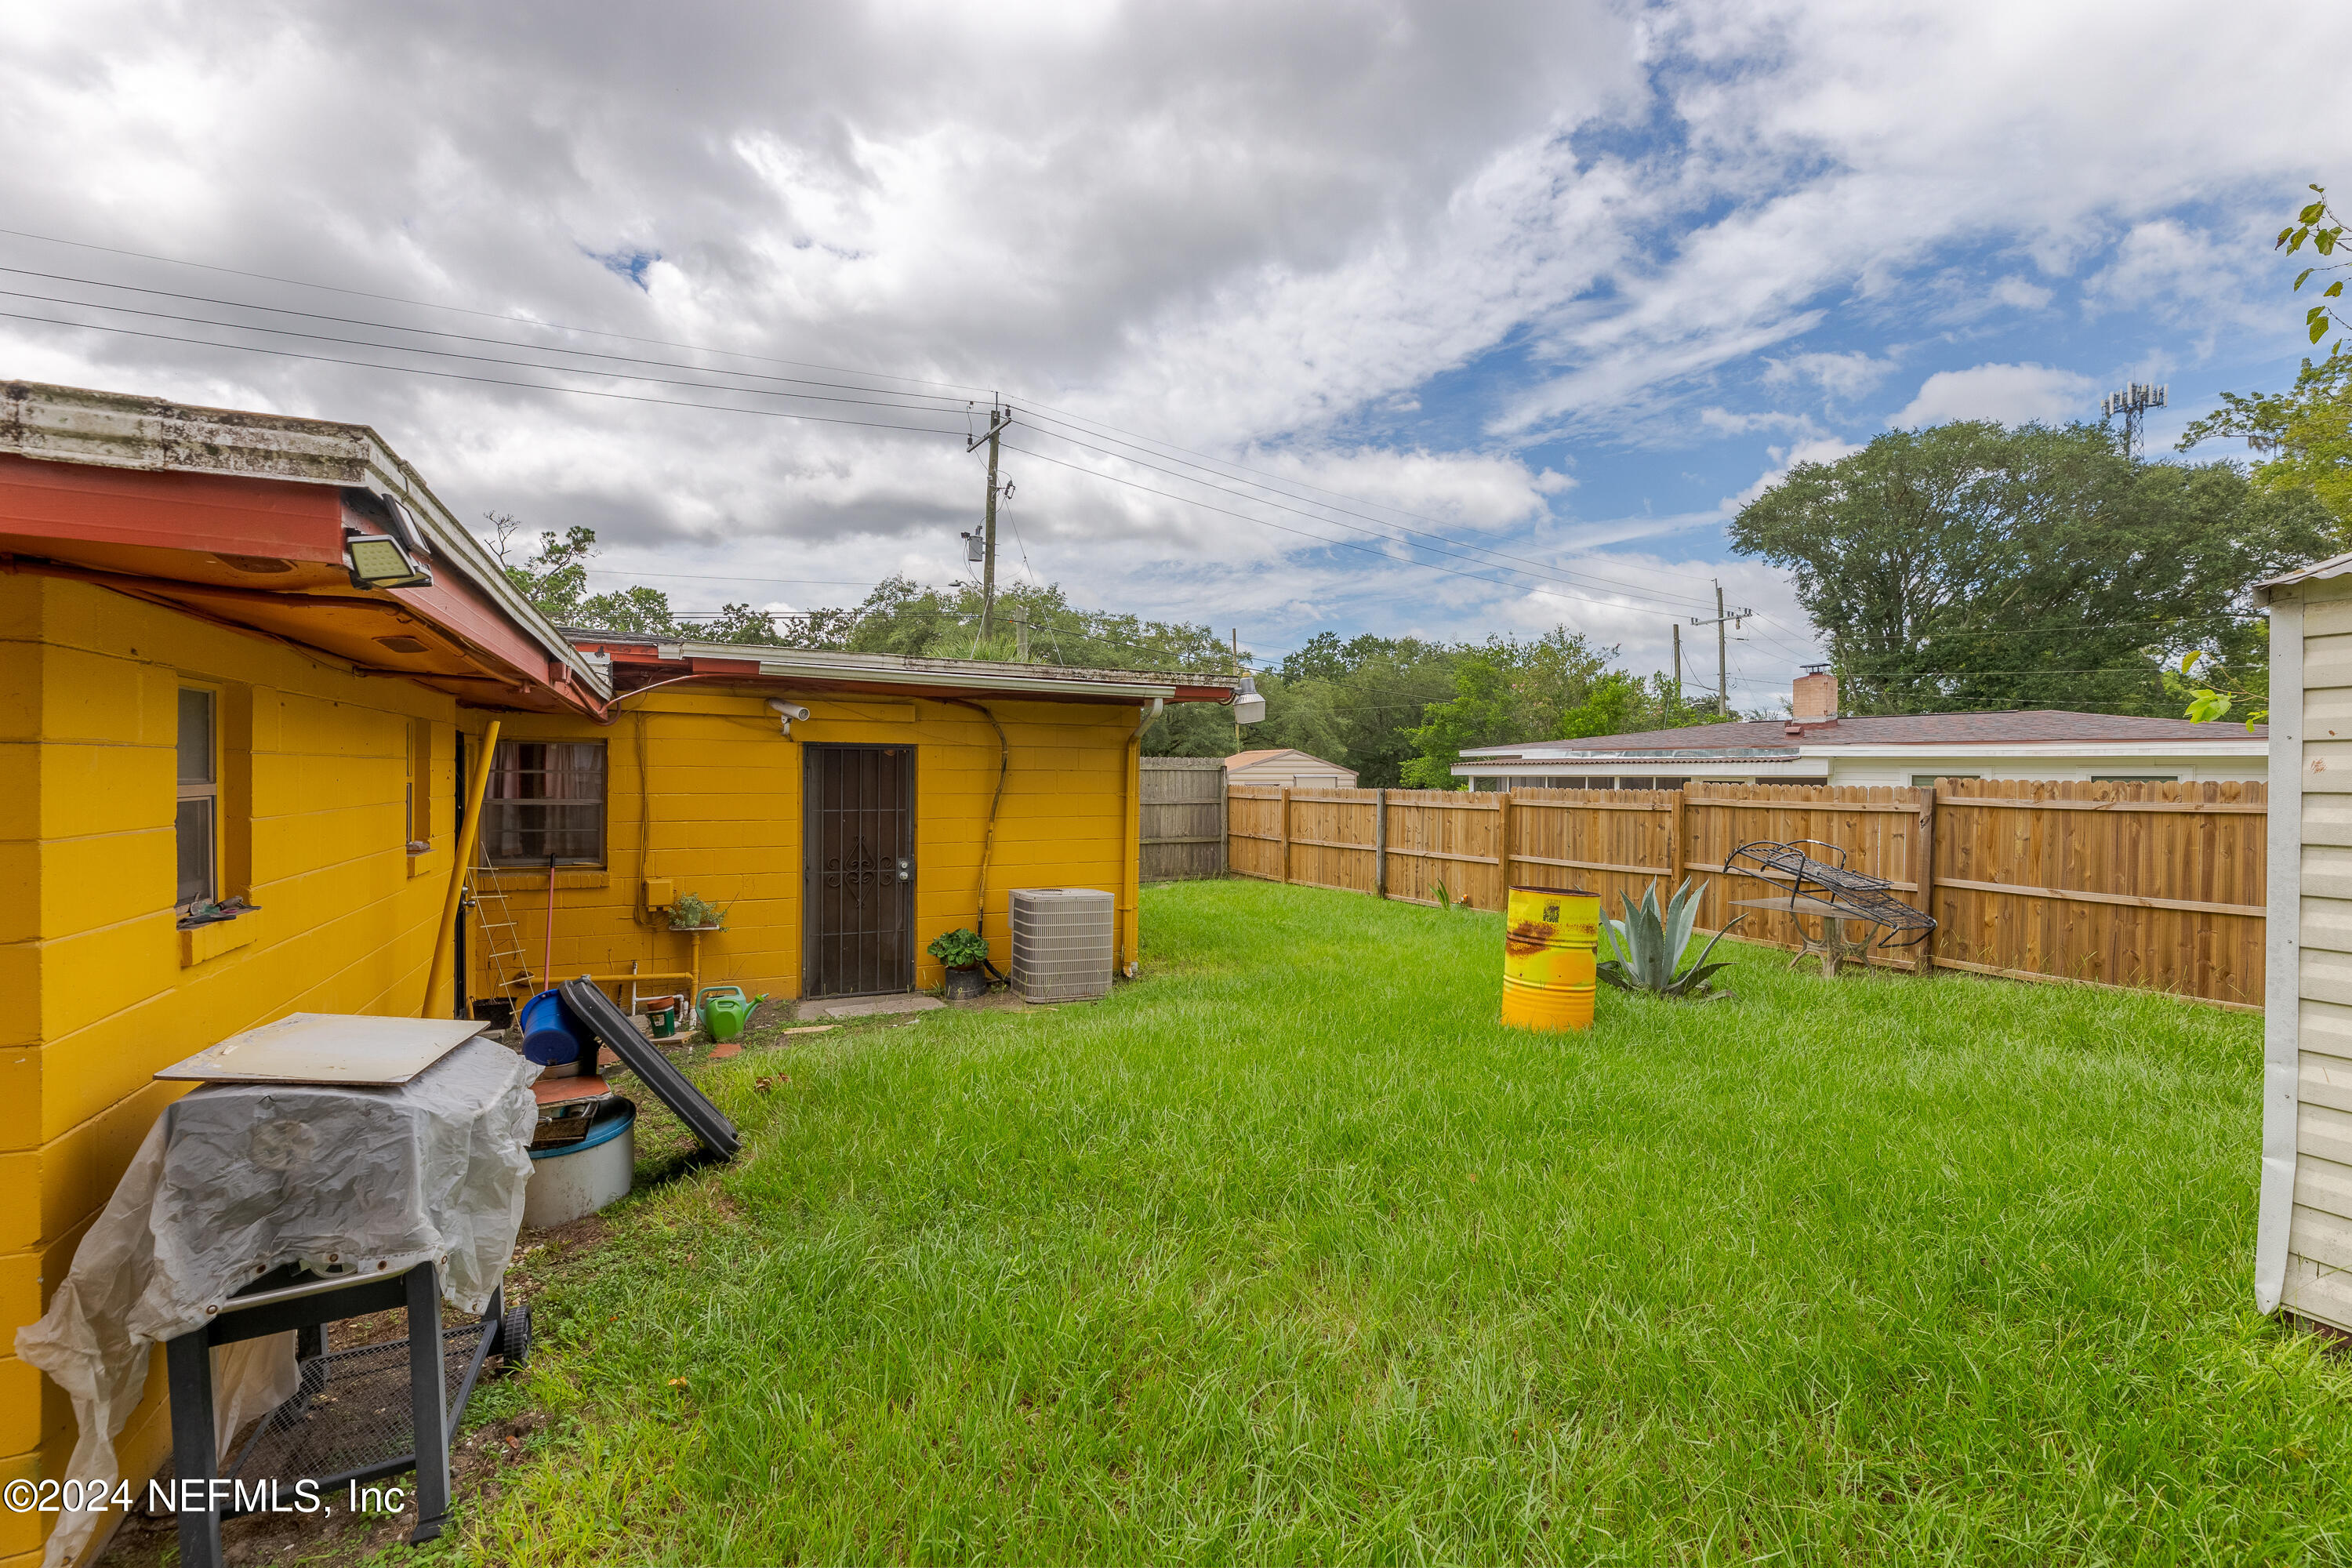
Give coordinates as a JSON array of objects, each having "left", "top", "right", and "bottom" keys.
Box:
[
  {"left": 1914, "top": 782, "right": 1939, "bottom": 975},
  {"left": 1278, "top": 787, "right": 1292, "bottom": 885},
  {"left": 1218, "top": 774, "right": 1230, "bottom": 878},
  {"left": 1374, "top": 789, "right": 1387, "bottom": 898},
  {"left": 1668, "top": 787, "right": 1687, "bottom": 895},
  {"left": 1495, "top": 790, "right": 1512, "bottom": 904}
]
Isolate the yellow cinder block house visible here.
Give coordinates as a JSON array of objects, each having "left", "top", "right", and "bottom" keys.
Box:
[{"left": 0, "top": 381, "right": 1240, "bottom": 1565}]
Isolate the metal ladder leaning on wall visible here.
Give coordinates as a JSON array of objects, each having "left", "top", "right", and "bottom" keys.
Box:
[{"left": 464, "top": 843, "right": 535, "bottom": 1001}]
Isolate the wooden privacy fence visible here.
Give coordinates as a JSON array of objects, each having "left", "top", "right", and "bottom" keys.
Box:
[
  {"left": 1227, "top": 779, "right": 2267, "bottom": 1008},
  {"left": 1140, "top": 757, "right": 1228, "bottom": 881}
]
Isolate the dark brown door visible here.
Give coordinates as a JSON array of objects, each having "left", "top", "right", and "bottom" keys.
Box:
[{"left": 804, "top": 746, "right": 915, "bottom": 997}]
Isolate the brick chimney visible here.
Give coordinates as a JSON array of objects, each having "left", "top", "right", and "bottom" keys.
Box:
[{"left": 1791, "top": 666, "right": 1838, "bottom": 721}]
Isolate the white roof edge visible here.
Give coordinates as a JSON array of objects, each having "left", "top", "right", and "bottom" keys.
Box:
[
  {"left": 0, "top": 379, "right": 610, "bottom": 698},
  {"left": 1454, "top": 739, "right": 2267, "bottom": 773},
  {"left": 1466, "top": 735, "right": 2267, "bottom": 761},
  {"left": 2256, "top": 550, "right": 2352, "bottom": 604},
  {"left": 652, "top": 637, "right": 1193, "bottom": 700},
  {"left": 1795, "top": 741, "right": 2267, "bottom": 758}
]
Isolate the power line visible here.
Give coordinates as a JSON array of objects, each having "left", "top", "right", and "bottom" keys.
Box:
[
  {"left": 1012, "top": 408, "right": 1726, "bottom": 612},
  {"left": 0, "top": 230, "right": 1748, "bottom": 611},
  {"left": 0, "top": 307, "right": 971, "bottom": 439},
  {"left": 0, "top": 266, "right": 982, "bottom": 412},
  {"left": 580, "top": 569, "right": 916, "bottom": 588},
  {"left": 0, "top": 286, "right": 971, "bottom": 421},
  {"left": 0, "top": 247, "right": 1842, "bottom": 641},
  {"left": 997, "top": 437, "right": 1744, "bottom": 618},
  {"left": 1008, "top": 416, "right": 1722, "bottom": 615},
  {"left": 4, "top": 227, "right": 1711, "bottom": 601},
  {"left": 0, "top": 226, "right": 997, "bottom": 397},
  {"left": 18, "top": 257, "right": 1732, "bottom": 620},
  {"left": 11, "top": 287, "right": 1737, "bottom": 624}
]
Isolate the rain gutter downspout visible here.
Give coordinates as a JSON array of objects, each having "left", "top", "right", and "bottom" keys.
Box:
[{"left": 946, "top": 698, "right": 1013, "bottom": 979}]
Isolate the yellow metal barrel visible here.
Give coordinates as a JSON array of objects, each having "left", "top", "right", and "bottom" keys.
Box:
[{"left": 1500, "top": 885, "right": 1599, "bottom": 1031}]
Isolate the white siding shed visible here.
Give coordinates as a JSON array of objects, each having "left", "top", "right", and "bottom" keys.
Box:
[{"left": 2255, "top": 553, "right": 2352, "bottom": 1328}]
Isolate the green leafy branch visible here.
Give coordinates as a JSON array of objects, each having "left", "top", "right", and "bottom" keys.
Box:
[
  {"left": 2176, "top": 651, "right": 2267, "bottom": 731},
  {"left": 2282, "top": 184, "right": 2351, "bottom": 346}
]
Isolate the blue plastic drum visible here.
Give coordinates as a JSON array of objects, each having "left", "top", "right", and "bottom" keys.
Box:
[{"left": 517, "top": 986, "right": 590, "bottom": 1068}]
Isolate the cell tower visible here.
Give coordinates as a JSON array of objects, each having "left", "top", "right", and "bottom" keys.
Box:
[{"left": 2100, "top": 381, "right": 2167, "bottom": 458}]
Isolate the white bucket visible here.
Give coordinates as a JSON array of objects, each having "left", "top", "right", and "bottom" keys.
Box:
[{"left": 523, "top": 1098, "right": 635, "bottom": 1228}]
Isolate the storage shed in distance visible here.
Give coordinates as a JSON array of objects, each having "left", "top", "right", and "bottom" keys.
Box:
[{"left": 1222, "top": 747, "right": 1357, "bottom": 789}]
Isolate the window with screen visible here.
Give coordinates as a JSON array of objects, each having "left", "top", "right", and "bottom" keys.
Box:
[
  {"left": 484, "top": 741, "right": 606, "bottom": 865},
  {"left": 176, "top": 688, "right": 217, "bottom": 909}
]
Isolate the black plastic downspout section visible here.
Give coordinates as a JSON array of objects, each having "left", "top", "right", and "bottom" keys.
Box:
[{"left": 942, "top": 697, "right": 1011, "bottom": 979}]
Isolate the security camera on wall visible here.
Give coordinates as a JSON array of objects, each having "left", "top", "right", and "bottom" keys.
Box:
[{"left": 765, "top": 699, "right": 811, "bottom": 735}]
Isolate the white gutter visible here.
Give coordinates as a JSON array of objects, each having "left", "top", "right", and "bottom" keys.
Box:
[
  {"left": 1782, "top": 740, "right": 2267, "bottom": 760},
  {"left": 650, "top": 637, "right": 1221, "bottom": 702},
  {"left": 0, "top": 380, "right": 611, "bottom": 699},
  {"left": 1457, "top": 739, "right": 2268, "bottom": 778},
  {"left": 2257, "top": 588, "right": 2305, "bottom": 1314}
]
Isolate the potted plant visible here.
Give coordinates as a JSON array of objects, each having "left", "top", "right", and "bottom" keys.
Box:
[
  {"left": 927, "top": 927, "right": 989, "bottom": 1000},
  {"left": 669, "top": 892, "right": 726, "bottom": 932}
]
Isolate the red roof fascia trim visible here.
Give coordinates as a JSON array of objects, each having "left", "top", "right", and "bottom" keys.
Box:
[
  {"left": 686, "top": 655, "right": 761, "bottom": 675},
  {"left": 0, "top": 452, "right": 343, "bottom": 559},
  {"left": 378, "top": 572, "right": 602, "bottom": 716}
]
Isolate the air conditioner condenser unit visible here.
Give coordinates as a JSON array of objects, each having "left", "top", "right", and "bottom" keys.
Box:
[{"left": 1008, "top": 887, "right": 1115, "bottom": 1004}]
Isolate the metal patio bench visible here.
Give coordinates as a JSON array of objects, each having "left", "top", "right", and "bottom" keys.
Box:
[{"left": 1722, "top": 838, "right": 1936, "bottom": 977}]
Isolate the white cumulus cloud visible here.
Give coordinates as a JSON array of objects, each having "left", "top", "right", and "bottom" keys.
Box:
[{"left": 1890, "top": 363, "right": 2099, "bottom": 428}]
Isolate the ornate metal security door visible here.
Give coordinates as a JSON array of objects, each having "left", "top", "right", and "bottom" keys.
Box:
[{"left": 804, "top": 746, "right": 915, "bottom": 997}]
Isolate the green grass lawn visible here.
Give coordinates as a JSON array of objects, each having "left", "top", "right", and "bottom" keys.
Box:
[{"left": 461, "top": 879, "right": 2352, "bottom": 1565}]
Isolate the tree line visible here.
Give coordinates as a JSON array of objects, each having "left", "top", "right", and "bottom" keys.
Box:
[{"left": 488, "top": 516, "right": 1714, "bottom": 786}]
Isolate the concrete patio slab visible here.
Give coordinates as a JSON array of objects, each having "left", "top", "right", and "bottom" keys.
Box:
[{"left": 811, "top": 994, "right": 947, "bottom": 1019}]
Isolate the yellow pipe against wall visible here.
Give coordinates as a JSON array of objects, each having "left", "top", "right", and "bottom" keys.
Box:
[{"left": 422, "top": 718, "right": 501, "bottom": 1018}]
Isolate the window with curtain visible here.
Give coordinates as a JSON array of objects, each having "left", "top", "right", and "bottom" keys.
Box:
[{"left": 483, "top": 741, "right": 606, "bottom": 866}]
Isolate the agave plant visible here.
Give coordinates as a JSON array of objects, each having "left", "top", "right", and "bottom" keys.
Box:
[{"left": 1596, "top": 877, "right": 1742, "bottom": 999}]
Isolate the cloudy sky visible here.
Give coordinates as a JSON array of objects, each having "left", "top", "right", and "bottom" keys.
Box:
[{"left": 2, "top": 0, "right": 2344, "bottom": 707}]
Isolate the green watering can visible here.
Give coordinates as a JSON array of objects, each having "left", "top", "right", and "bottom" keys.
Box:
[{"left": 697, "top": 985, "right": 766, "bottom": 1044}]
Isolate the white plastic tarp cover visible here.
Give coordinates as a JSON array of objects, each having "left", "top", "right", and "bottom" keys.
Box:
[{"left": 16, "top": 1036, "right": 536, "bottom": 1568}]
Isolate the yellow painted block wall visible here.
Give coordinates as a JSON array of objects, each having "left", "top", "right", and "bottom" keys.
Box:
[
  {"left": 470, "top": 690, "right": 1144, "bottom": 1006},
  {"left": 0, "top": 575, "right": 463, "bottom": 1566}
]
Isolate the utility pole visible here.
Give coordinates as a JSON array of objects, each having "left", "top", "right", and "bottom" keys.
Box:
[
  {"left": 967, "top": 404, "right": 1008, "bottom": 642},
  {"left": 1232, "top": 629, "right": 1242, "bottom": 750},
  {"left": 1671, "top": 622, "right": 1682, "bottom": 705},
  {"left": 1690, "top": 580, "right": 1754, "bottom": 717}
]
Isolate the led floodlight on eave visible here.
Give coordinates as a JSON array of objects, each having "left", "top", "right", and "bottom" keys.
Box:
[{"left": 346, "top": 533, "right": 434, "bottom": 590}]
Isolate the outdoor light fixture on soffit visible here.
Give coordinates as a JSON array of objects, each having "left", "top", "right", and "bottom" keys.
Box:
[
  {"left": 345, "top": 533, "right": 433, "bottom": 590},
  {"left": 340, "top": 487, "right": 436, "bottom": 590}
]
